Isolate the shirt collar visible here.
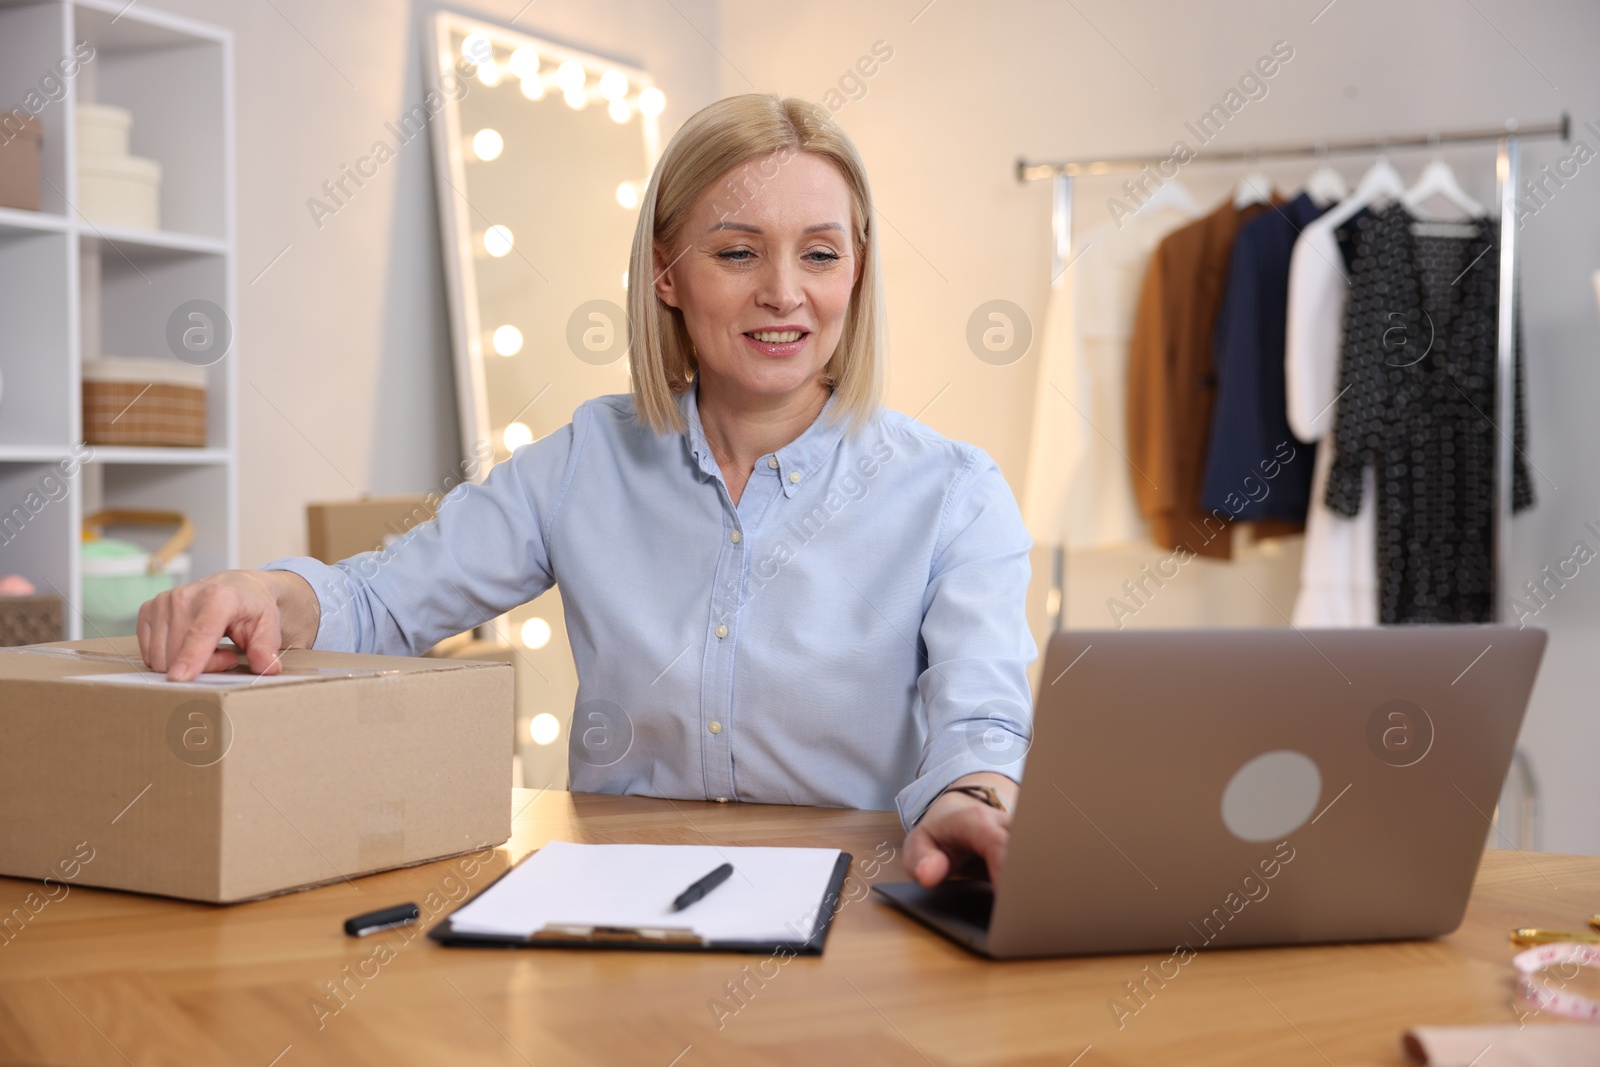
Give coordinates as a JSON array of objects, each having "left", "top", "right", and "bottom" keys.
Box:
[{"left": 679, "top": 381, "right": 850, "bottom": 497}]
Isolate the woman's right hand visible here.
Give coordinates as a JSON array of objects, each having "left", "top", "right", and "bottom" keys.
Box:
[{"left": 137, "top": 569, "right": 319, "bottom": 681}]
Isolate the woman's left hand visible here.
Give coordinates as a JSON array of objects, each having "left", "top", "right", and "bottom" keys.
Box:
[{"left": 902, "top": 772, "right": 1018, "bottom": 888}]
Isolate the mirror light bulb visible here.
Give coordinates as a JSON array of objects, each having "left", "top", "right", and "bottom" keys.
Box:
[
  {"left": 492, "top": 325, "right": 523, "bottom": 356},
  {"left": 599, "top": 70, "right": 628, "bottom": 101},
  {"left": 608, "top": 99, "right": 630, "bottom": 124},
  {"left": 615, "top": 181, "right": 639, "bottom": 209},
  {"left": 476, "top": 58, "right": 503, "bottom": 87},
  {"left": 529, "top": 712, "right": 561, "bottom": 745},
  {"left": 556, "top": 60, "right": 586, "bottom": 92},
  {"left": 502, "top": 422, "right": 534, "bottom": 451},
  {"left": 520, "top": 617, "right": 552, "bottom": 649},
  {"left": 508, "top": 46, "right": 540, "bottom": 80},
  {"left": 520, "top": 77, "right": 545, "bottom": 101},
  {"left": 461, "top": 33, "right": 491, "bottom": 65},
  {"left": 483, "top": 224, "right": 514, "bottom": 257},
  {"left": 471, "top": 128, "right": 504, "bottom": 161},
  {"left": 563, "top": 87, "right": 586, "bottom": 110},
  {"left": 638, "top": 86, "right": 665, "bottom": 117}
]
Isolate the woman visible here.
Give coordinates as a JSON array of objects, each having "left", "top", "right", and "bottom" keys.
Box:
[{"left": 137, "top": 94, "right": 1035, "bottom": 890}]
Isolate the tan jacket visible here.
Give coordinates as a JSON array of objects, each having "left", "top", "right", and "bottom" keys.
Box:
[{"left": 1125, "top": 196, "right": 1291, "bottom": 559}]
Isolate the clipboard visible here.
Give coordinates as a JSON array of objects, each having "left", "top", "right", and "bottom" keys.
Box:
[{"left": 429, "top": 847, "right": 854, "bottom": 955}]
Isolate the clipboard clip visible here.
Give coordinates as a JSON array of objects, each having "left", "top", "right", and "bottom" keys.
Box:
[{"left": 535, "top": 923, "right": 706, "bottom": 945}]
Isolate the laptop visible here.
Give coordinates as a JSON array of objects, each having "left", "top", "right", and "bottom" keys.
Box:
[{"left": 873, "top": 625, "right": 1547, "bottom": 959}]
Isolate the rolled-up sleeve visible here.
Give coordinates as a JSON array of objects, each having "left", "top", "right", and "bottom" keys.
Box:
[
  {"left": 895, "top": 448, "right": 1038, "bottom": 830},
  {"left": 260, "top": 421, "right": 578, "bottom": 657}
]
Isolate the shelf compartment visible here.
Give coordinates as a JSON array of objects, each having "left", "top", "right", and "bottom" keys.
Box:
[
  {"left": 0, "top": 459, "right": 78, "bottom": 607},
  {"left": 0, "top": 1, "right": 72, "bottom": 216},
  {"left": 83, "top": 459, "right": 232, "bottom": 583},
  {"left": 73, "top": 1, "right": 228, "bottom": 241},
  {"left": 0, "top": 228, "right": 73, "bottom": 447},
  {"left": 88, "top": 233, "right": 230, "bottom": 451}
]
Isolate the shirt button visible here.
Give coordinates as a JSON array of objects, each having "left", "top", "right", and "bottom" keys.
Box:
[
  {"left": 767, "top": 456, "right": 779, "bottom": 469},
  {"left": 715, "top": 624, "right": 729, "bottom": 638},
  {"left": 788, "top": 471, "right": 801, "bottom": 484},
  {"left": 708, "top": 721, "right": 722, "bottom": 734},
  {"left": 730, "top": 530, "right": 741, "bottom": 544}
]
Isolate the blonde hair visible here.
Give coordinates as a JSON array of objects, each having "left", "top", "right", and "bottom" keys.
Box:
[{"left": 627, "top": 93, "right": 884, "bottom": 436}]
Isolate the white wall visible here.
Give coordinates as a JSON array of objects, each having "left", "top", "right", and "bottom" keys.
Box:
[{"left": 151, "top": 0, "right": 1598, "bottom": 852}]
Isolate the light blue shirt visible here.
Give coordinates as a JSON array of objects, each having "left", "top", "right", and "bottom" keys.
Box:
[{"left": 262, "top": 384, "right": 1037, "bottom": 829}]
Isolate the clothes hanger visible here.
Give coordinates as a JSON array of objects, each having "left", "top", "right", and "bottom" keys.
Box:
[
  {"left": 1134, "top": 176, "right": 1201, "bottom": 217},
  {"left": 1316, "top": 147, "right": 1406, "bottom": 231},
  {"left": 1233, "top": 147, "right": 1273, "bottom": 208},
  {"left": 1402, "top": 133, "right": 1486, "bottom": 218},
  {"left": 1404, "top": 160, "right": 1485, "bottom": 216},
  {"left": 1304, "top": 143, "right": 1349, "bottom": 207}
]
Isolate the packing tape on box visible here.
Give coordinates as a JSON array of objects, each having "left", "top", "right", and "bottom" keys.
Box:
[{"left": 0, "top": 646, "right": 141, "bottom": 664}]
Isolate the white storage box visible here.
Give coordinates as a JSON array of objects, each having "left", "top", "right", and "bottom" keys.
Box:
[
  {"left": 78, "top": 153, "right": 161, "bottom": 230},
  {"left": 76, "top": 103, "right": 132, "bottom": 159}
]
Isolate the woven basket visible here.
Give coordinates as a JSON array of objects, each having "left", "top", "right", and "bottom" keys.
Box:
[
  {"left": 0, "top": 594, "right": 64, "bottom": 647},
  {"left": 83, "top": 357, "right": 206, "bottom": 447}
]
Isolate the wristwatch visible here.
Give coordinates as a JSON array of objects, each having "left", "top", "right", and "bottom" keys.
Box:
[{"left": 934, "top": 783, "right": 1008, "bottom": 813}]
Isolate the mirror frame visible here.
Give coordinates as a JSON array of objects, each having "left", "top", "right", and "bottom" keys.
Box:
[{"left": 421, "top": 10, "right": 660, "bottom": 473}]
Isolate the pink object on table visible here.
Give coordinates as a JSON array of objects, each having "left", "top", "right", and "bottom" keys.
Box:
[
  {"left": 0, "top": 574, "right": 37, "bottom": 596},
  {"left": 1403, "top": 1022, "right": 1600, "bottom": 1065}
]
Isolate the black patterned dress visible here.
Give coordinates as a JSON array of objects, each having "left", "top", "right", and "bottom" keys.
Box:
[{"left": 1324, "top": 202, "right": 1533, "bottom": 623}]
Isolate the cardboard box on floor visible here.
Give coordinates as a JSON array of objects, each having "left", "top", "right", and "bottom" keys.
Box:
[
  {"left": 305, "top": 496, "right": 483, "bottom": 658},
  {"left": 0, "top": 636, "right": 514, "bottom": 904},
  {"left": 307, "top": 495, "right": 436, "bottom": 564}
]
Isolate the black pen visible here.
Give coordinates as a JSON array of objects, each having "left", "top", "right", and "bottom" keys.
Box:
[
  {"left": 344, "top": 902, "right": 420, "bottom": 937},
  {"left": 672, "top": 862, "right": 734, "bottom": 911}
]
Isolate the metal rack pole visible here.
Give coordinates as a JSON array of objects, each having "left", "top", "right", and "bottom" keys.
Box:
[
  {"left": 1017, "top": 115, "right": 1568, "bottom": 180},
  {"left": 1494, "top": 135, "right": 1520, "bottom": 622},
  {"left": 1049, "top": 171, "right": 1072, "bottom": 631},
  {"left": 1049, "top": 172, "right": 1073, "bottom": 284}
]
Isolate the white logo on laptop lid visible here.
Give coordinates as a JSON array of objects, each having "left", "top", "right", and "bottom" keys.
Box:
[{"left": 1221, "top": 750, "right": 1322, "bottom": 842}]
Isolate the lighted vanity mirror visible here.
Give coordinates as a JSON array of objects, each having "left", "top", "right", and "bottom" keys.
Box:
[{"left": 423, "top": 11, "right": 661, "bottom": 469}]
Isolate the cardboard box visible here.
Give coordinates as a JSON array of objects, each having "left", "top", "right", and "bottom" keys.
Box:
[
  {"left": 0, "top": 111, "right": 42, "bottom": 212},
  {"left": 0, "top": 636, "right": 513, "bottom": 903},
  {"left": 307, "top": 495, "right": 438, "bottom": 564}
]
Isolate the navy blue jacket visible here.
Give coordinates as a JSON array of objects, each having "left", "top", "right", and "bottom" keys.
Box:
[{"left": 1199, "top": 192, "right": 1327, "bottom": 521}]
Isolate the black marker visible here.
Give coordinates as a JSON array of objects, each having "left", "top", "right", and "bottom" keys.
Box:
[
  {"left": 671, "top": 863, "right": 734, "bottom": 911},
  {"left": 344, "top": 902, "right": 420, "bottom": 937}
]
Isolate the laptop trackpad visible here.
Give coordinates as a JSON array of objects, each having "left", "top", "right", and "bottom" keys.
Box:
[{"left": 873, "top": 879, "right": 995, "bottom": 953}]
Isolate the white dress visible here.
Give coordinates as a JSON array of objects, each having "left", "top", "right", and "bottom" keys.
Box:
[
  {"left": 1285, "top": 215, "right": 1377, "bottom": 626},
  {"left": 1022, "top": 203, "right": 1196, "bottom": 551}
]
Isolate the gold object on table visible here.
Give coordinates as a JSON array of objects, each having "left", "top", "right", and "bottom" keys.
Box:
[{"left": 1510, "top": 927, "right": 1600, "bottom": 947}]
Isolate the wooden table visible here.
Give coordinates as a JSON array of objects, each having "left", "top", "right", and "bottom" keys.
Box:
[{"left": 1, "top": 789, "right": 1595, "bottom": 1066}]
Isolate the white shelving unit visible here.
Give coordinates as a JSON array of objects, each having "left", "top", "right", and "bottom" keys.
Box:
[{"left": 0, "top": 0, "right": 236, "bottom": 639}]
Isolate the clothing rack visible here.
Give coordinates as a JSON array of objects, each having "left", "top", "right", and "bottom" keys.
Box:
[{"left": 1017, "top": 113, "right": 1569, "bottom": 634}]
